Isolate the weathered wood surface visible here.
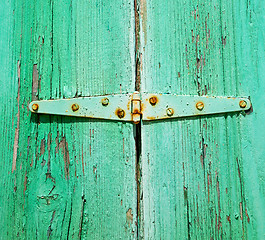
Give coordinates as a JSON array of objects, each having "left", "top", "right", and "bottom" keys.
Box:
[
  {"left": 0, "top": 1, "right": 137, "bottom": 239},
  {"left": 139, "top": 0, "right": 265, "bottom": 239},
  {"left": 1, "top": 0, "right": 265, "bottom": 239}
]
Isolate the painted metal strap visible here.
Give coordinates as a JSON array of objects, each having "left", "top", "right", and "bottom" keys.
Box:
[
  {"left": 29, "top": 93, "right": 251, "bottom": 123},
  {"left": 141, "top": 93, "right": 251, "bottom": 121},
  {"left": 29, "top": 94, "right": 134, "bottom": 122}
]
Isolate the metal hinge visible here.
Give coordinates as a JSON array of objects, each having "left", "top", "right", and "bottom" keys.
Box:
[{"left": 29, "top": 92, "right": 251, "bottom": 124}]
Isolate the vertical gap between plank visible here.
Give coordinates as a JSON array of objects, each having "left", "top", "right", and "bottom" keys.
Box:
[{"left": 134, "top": 0, "right": 142, "bottom": 239}]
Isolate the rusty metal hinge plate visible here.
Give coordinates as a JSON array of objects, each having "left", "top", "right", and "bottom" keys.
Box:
[
  {"left": 141, "top": 93, "right": 251, "bottom": 121},
  {"left": 29, "top": 92, "right": 251, "bottom": 124}
]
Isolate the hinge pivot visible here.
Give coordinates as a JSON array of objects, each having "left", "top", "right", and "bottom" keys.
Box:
[{"left": 131, "top": 91, "right": 141, "bottom": 124}]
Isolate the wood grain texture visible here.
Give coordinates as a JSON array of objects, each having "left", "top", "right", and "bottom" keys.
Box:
[
  {"left": 0, "top": 0, "right": 137, "bottom": 239},
  {"left": 140, "top": 0, "right": 265, "bottom": 239}
]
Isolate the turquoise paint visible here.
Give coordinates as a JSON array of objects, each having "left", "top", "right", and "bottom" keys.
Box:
[
  {"left": 0, "top": 0, "right": 264, "bottom": 239},
  {"left": 0, "top": 0, "right": 137, "bottom": 239},
  {"left": 139, "top": 0, "right": 265, "bottom": 239}
]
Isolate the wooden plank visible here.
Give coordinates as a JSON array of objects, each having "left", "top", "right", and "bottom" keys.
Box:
[
  {"left": 0, "top": 0, "right": 137, "bottom": 239},
  {"left": 140, "top": 0, "right": 265, "bottom": 239}
]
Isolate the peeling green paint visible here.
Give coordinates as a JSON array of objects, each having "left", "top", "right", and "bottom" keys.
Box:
[
  {"left": 0, "top": 0, "right": 264, "bottom": 239},
  {"left": 0, "top": 0, "right": 136, "bottom": 239},
  {"left": 139, "top": 0, "right": 265, "bottom": 239}
]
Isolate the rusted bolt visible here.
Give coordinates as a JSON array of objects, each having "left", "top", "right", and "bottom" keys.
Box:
[
  {"left": 196, "top": 102, "right": 204, "bottom": 111},
  {"left": 116, "top": 109, "right": 125, "bottom": 119},
  {"left": 32, "top": 103, "right": 39, "bottom": 111},
  {"left": 71, "top": 103, "right": 79, "bottom": 112},
  {"left": 239, "top": 100, "right": 247, "bottom": 108},
  {"left": 102, "top": 98, "right": 109, "bottom": 106},
  {"left": 166, "top": 108, "right": 174, "bottom": 117},
  {"left": 149, "top": 96, "right": 158, "bottom": 106}
]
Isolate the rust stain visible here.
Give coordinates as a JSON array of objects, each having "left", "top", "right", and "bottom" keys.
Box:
[
  {"left": 115, "top": 108, "right": 125, "bottom": 119},
  {"left": 46, "top": 173, "right": 55, "bottom": 183},
  {"left": 222, "top": 36, "right": 227, "bottom": 47},
  {"left": 140, "top": 52, "right": 143, "bottom": 71},
  {"left": 101, "top": 97, "right": 109, "bottom": 106},
  {"left": 196, "top": 101, "right": 204, "bottom": 111},
  {"left": 47, "top": 133, "right": 51, "bottom": 173},
  {"left": 134, "top": 0, "right": 141, "bottom": 91},
  {"left": 149, "top": 96, "right": 158, "bottom": 106},
  {"left": 200, "top": 139, "right": 207, "bottom": 169},
  {"left": 32, "top": 103, "right": 39, "bottom": 111},
  {"left": 32, "top": 64, "right": 39, "bottom": 101},
  {"left": 40, "top": 137, "right": 46, "bottom": 167},
  {"left": 185, "top": 44, "right": 189, "bottom": 69},
  {"left": 55, "top": 131, "right": 60, "bottom": 154},
  {"left": 146, "top": 116, "right": 156, "bottom": 120},
  {"left": 71, "top": 103, "right": 79, "bottom": 112},
  {"left": 41, "top": 159, "right": 46, "bottom": 167},
  {"left": 82, "top": 145, "right": 84, "bottom": 175},
  {"left": 203, "top": 120, "right": 208, "bottom": 129},
  {"left": 127, "top": 98, "right": 131, "bottom": 111},
  {"left": 30, "top": 156, "right": 33, "bottom": 167},
  {"left": 245, "top": 208, "right": 250, "bottom": 223},
  {"left": 236, "top": 157, "right": 242, "bottom": 182},
  {"left": 140, "top": 0, "right": 147, "bottom": 45},
  {"left": 202, "top": 84, "right": 208, "bottom": 96},
  {"left": 26, "top": 136, "right": 30, "bottom": 162},
  {"left": 192, "top": 6, "right": 199, "bottom": 20},
  {"left": 59, "top": 136, "right": 70, "bottom": 179},
  {"left": 207, "top": 173, "right": 210, "bottom": 203},
  {"left": 140, "top": 102, "right": 146, "bottom": 113},
  {"left": 196, "top": 35, "right": 199, "bottom": 50},
  {"left": 136, "top": 57, "right": 141, "bottom": 91},
  {"left": 216, "top": 176, "right": 222, "bottom": 232},
  {"left": 132, "top": 107, "right": 141, "bottom": 115},
  {"left": 126, "top": 208, "right": 133, "bottom": 227},
  {"left": 12, "top": 60, "right": 21, "bottom": 173},
  {"left": 205, "top": 15, "right": 210, "bottom": 49},
  {"left": 93, "top": 166, "right": 97, "bottom": 180},
  {"left": 240, "top": 202, "right": 243, "bottom": 220},
  {"left": 23, "top": 170, "right": 27, "bottom": 195},
  {"left": 40, "top": 138, "right": 46, "bottom": 156}
]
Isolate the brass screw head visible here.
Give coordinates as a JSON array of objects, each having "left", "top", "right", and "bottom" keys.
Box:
[
  {"left": 72, "top": 103, "right": 79, "bottom": 112},
  {"left": 166, "top": 108, "right": 174, "bottom": 117},
  {"left": 102, "top": 98, "right": 109, "bottom": 106},
  {"left": 149, "top": 96, "right": 158, "bottom": 106},
  {"left": 117, "top": 109, "right": 125, "bottom": 119},
  {"left": 196, "top": 102, "right": 204, "bottom": 111},
  {"left": 32, "top": 103, "right": 39, "bottom": 111},
  {"left": 239, "top": 100, "right": 247, "bottom": 108}
]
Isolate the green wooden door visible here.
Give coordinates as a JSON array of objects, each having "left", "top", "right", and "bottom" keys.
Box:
[
  {"left": 0, "top": 1, "right": 137, "bottom": 239},
  {"left": 139, "top": 1, "right": 265, "bottom": 239},
  {"left": 0, "top": 0, "right": 264, "bottom": 240}
]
